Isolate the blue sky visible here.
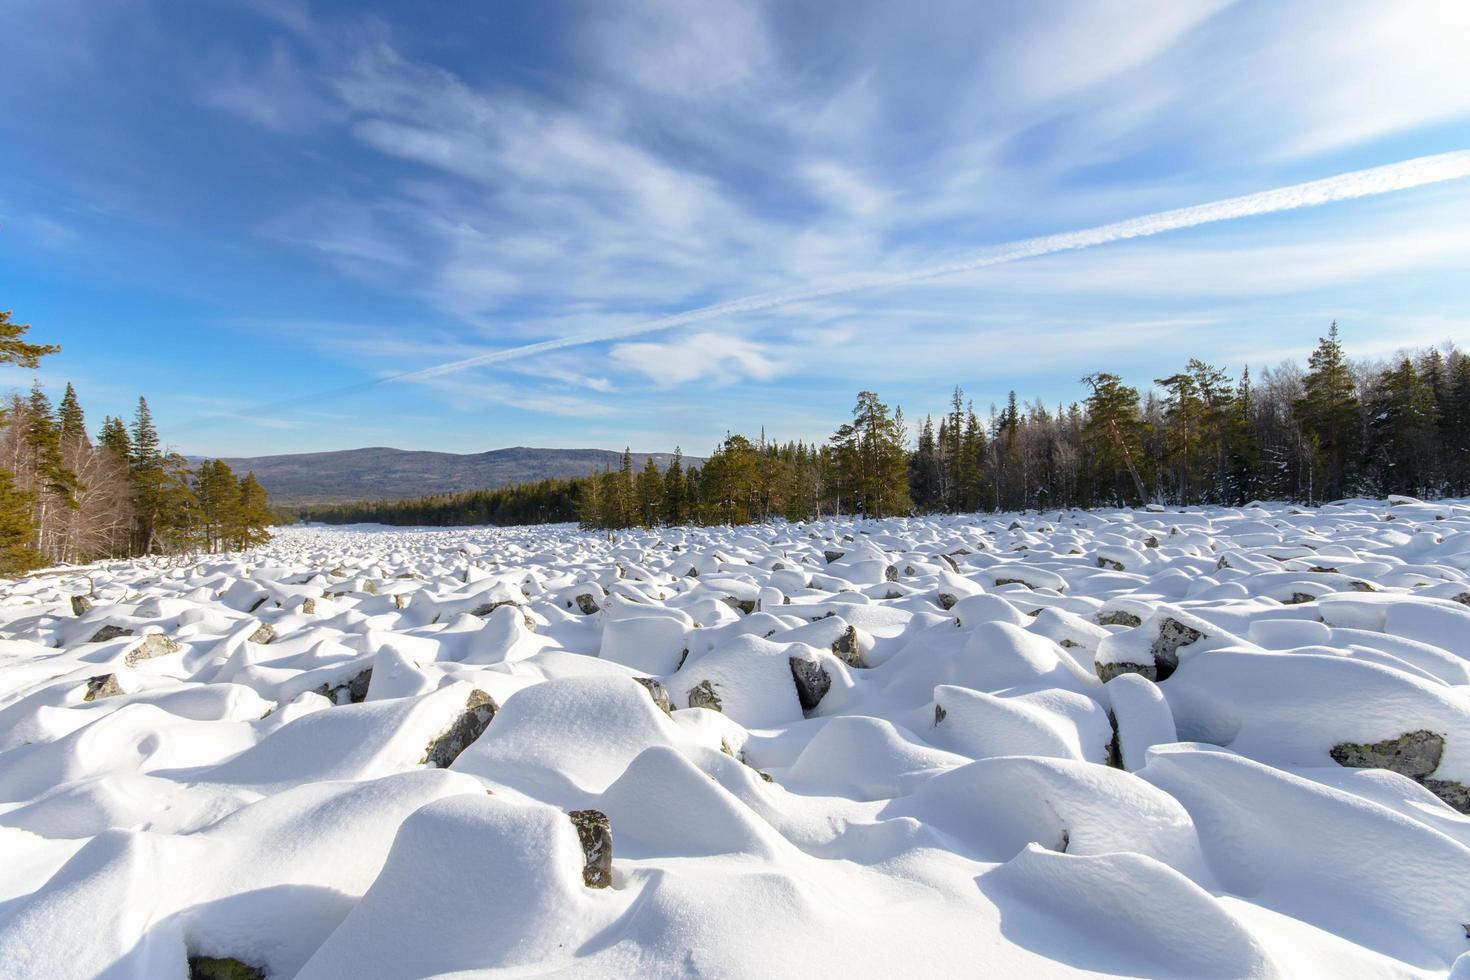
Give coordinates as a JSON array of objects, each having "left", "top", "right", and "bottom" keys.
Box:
[{"left": 2, "top": 0, "right": 1469, "bottom": 458}]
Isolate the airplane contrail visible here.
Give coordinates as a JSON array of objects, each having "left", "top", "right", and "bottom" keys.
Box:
[
  {"left": 179, "top": 149, "right": 1470, "bottom": 432},
  {"left": 383, "top": 149, "right": 1470, "bottom": 384}
]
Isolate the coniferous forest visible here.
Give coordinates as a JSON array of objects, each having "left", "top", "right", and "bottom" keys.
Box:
[
  {"left": 0, "top": 311, "right": 273, "bottom": 575},
  {"left": 295, "top": 324, "right": 1470, "bottom": 532}
]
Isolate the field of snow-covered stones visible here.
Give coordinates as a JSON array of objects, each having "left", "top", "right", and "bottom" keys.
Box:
[{"left": 6, "top": 499, "right": 1470, "bottom": 977}]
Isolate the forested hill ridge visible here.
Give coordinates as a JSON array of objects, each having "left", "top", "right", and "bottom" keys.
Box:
[
  {"left": 194, "top": 447, "right": 695, "bottom": 505},
  {"left": 295, "top": 326, "right": 1470, "bottom": 531}
]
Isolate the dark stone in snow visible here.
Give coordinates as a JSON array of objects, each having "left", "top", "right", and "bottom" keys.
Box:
[
  {"left": 70, "top": 595, "right": 92, "bottom": 616},
  {"left": 1148, "top": 617, "right": 1204, "bottom": 681},
  {"left": 422, "top": 689, "right": 498, "bottom": 768},
  {"left": 569, "top": 809, "right": 612, "bottom": 888},
  {"left": 823, "top": 550, "right": 845, "bottom": 564},
  {"left": 575, "top": 592, "right": 601, "bottom": 615},
  {"left": 89, "top": 625, "right": 134, "bottom": 643},
  {"left": 315, "top": 667, "right": 373, "bottom": 705},
  {"left": 789, "top": 656, "right": 831, "bottom": 711},
  {"left": 1097, "top": 611, "right": 1142, "bottom": 628}
]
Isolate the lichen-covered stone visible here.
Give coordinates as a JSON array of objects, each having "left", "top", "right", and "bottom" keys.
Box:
[
  {"left": 1330, "top": 729, "right": 1470, "bottom": 813},
  {"left": 124, "top": 633, "right": 183, "bottom": 666},
  {"left": 83, "top": 674, "right": 122, "bottom": 702},
  {"left": 70, "top": 594, "right": 93, "bottom": 616},
  {"left": 1148, "top": 617, "right": 1204, "bottom": 681},
  {"left": 633, "top": 677, "right": 672, "bottom": 714},
  {"left": 1096, "top": 661, "right": 1158, "bottom": 683},
  {"left": 1097, "top": 557, "right": 1125, "bottom": 571},
  {"left": 1097, "top": 611, "right": 1142, "bottom": 628},
  {"left": 314, "top": 667, "right": 373, "bottom": 705},
  {"left": 789, "top": 656, "right": 831, "bottom": 711},
  {"left": 89, "top": 625, "right": 134, "bottom": 643},
  {"left": 1331, "top": 730, "right": 1443, "bottom": 779},
  {"left": 568, "top": 809, "right": 612, "bottom": 888},
  {"left": 687, "top": 679, "right": 722, "bottom": 711},
  {"left": 421, "top": 689, "right": 498, "bottom": 768},
  {"left": 188, "top": 956, "right": 265, "bottom": 980},
  {"left": 248, "top": 623, "right": 276, "bottom": 645}
]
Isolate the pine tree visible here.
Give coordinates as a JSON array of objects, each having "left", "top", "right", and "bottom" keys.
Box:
[
  {"left": 1081, "top": 373, "right": 1148, "bottom": 505},
  {"left": 832, "top": 390, "right": 911, "bottom": 517},
  {"left": 0, "top": 311, "right": 60, "bottom": 368}
]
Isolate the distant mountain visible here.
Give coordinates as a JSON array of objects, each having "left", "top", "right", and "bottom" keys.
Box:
[{"left": 194, "top": 446, "right": 697, "bottom": 506}]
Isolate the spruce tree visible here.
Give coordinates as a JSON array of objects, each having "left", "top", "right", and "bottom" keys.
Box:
[
  {"left": 0, "top": 467, "right": 42, "bottom": 575},
  {"left": 1293, "top": 323, "right": 1362, "bottom": 501},
  {"left": 662, "top": 449, "right": 687, "bottom": 525},
  {"left": 58, "top": 383, "right": 87, "bottom": 445}
]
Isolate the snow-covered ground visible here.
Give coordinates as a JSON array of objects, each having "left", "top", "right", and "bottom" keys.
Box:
[{"left": 4, "top": 499, "right": 1470, "bottom": 978}]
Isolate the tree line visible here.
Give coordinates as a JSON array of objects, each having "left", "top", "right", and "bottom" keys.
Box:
[
  {"left": 1, "top": 310, "right": 273, "bottom": 575},
  {"left": 296, "top": 324, "right": 1470, "bottom": 531}
]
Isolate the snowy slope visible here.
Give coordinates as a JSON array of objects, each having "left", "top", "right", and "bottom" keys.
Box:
[{"left": 4, "top": 498, "right": 1470, "bottom": 977}]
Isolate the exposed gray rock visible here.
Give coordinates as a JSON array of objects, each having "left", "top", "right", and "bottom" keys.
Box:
[
  {"left": 70, "top": 595, "right": 92, "bottom": 616},
  {"left": 831, "top": 625, "right": 865, "bottom": 668},
  {"left": 934, "top": 703, "right": 946, "bottom": 725},
  {"left": 314, "top": 667, "right": 373, "bottom": 705},
  {"left": 823, "top": 550, "right": 845, "bottom": 564},
  {"left": 83, "top": 674, "right": 122, "bottom": 702},
  {"left": 687, "top": 679, "right": 722, "bottom": 711},
  {"left": 568, "top": 809, "right": 612, "bottom": 888},
  {"left": 301, "top": 597, "right": 317, "bottom": 614},
  {"left": 937, "top": 554, "right": 960, "bottom": 572},
  {"left": 1097, "top": 557, "right": 1125, "bottom": 571},
  {"left": 421, "top": 689, "right": 498, "bottom": 768},
  {"left": 993, "top": 578, "right": 1029, "bottom": 589},
  {"left": 1148, "top": 617, "right": 1204, "bottom": 681},
  {"left": 89, "top": 625, "right": 134, "bottom": 643},
  {"left": 723, "top": 596, "right": 757, "bottom": 615},
  {"left": 936, "top": 591, "right": 960, "bottom": 611},
  {"left": 575, "top": 592, "right": 601, "bottom": 615},
  {"left": 248, "top": 623, "right": 276, "bottom": 645},
  {"left": 789, "top": 656, "right": 831, "bottom": 711},
  {"left": 124, "top": 633, "right": 183, "bottom": 666},
  {"left": 633, "top": 677, "right": 672, "bottom": 714},
  {"left": 884, "top": 564, "right": 899, "bottom": 582},
  {"left": 1284, "top": 593, "right": 1317, "bottom": 605},
  {"left": 1097, "top": 611, "right": 1142, "bottom": 628}
]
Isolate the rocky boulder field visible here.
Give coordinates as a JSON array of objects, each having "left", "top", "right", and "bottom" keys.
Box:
[{"left": 4, "top": 499, "right": 1470, "bottom": 977}]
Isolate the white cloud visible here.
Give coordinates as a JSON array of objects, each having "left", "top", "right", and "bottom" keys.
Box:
[{"left": 610, "top": 332, "right": 784, "bottom": 386}]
